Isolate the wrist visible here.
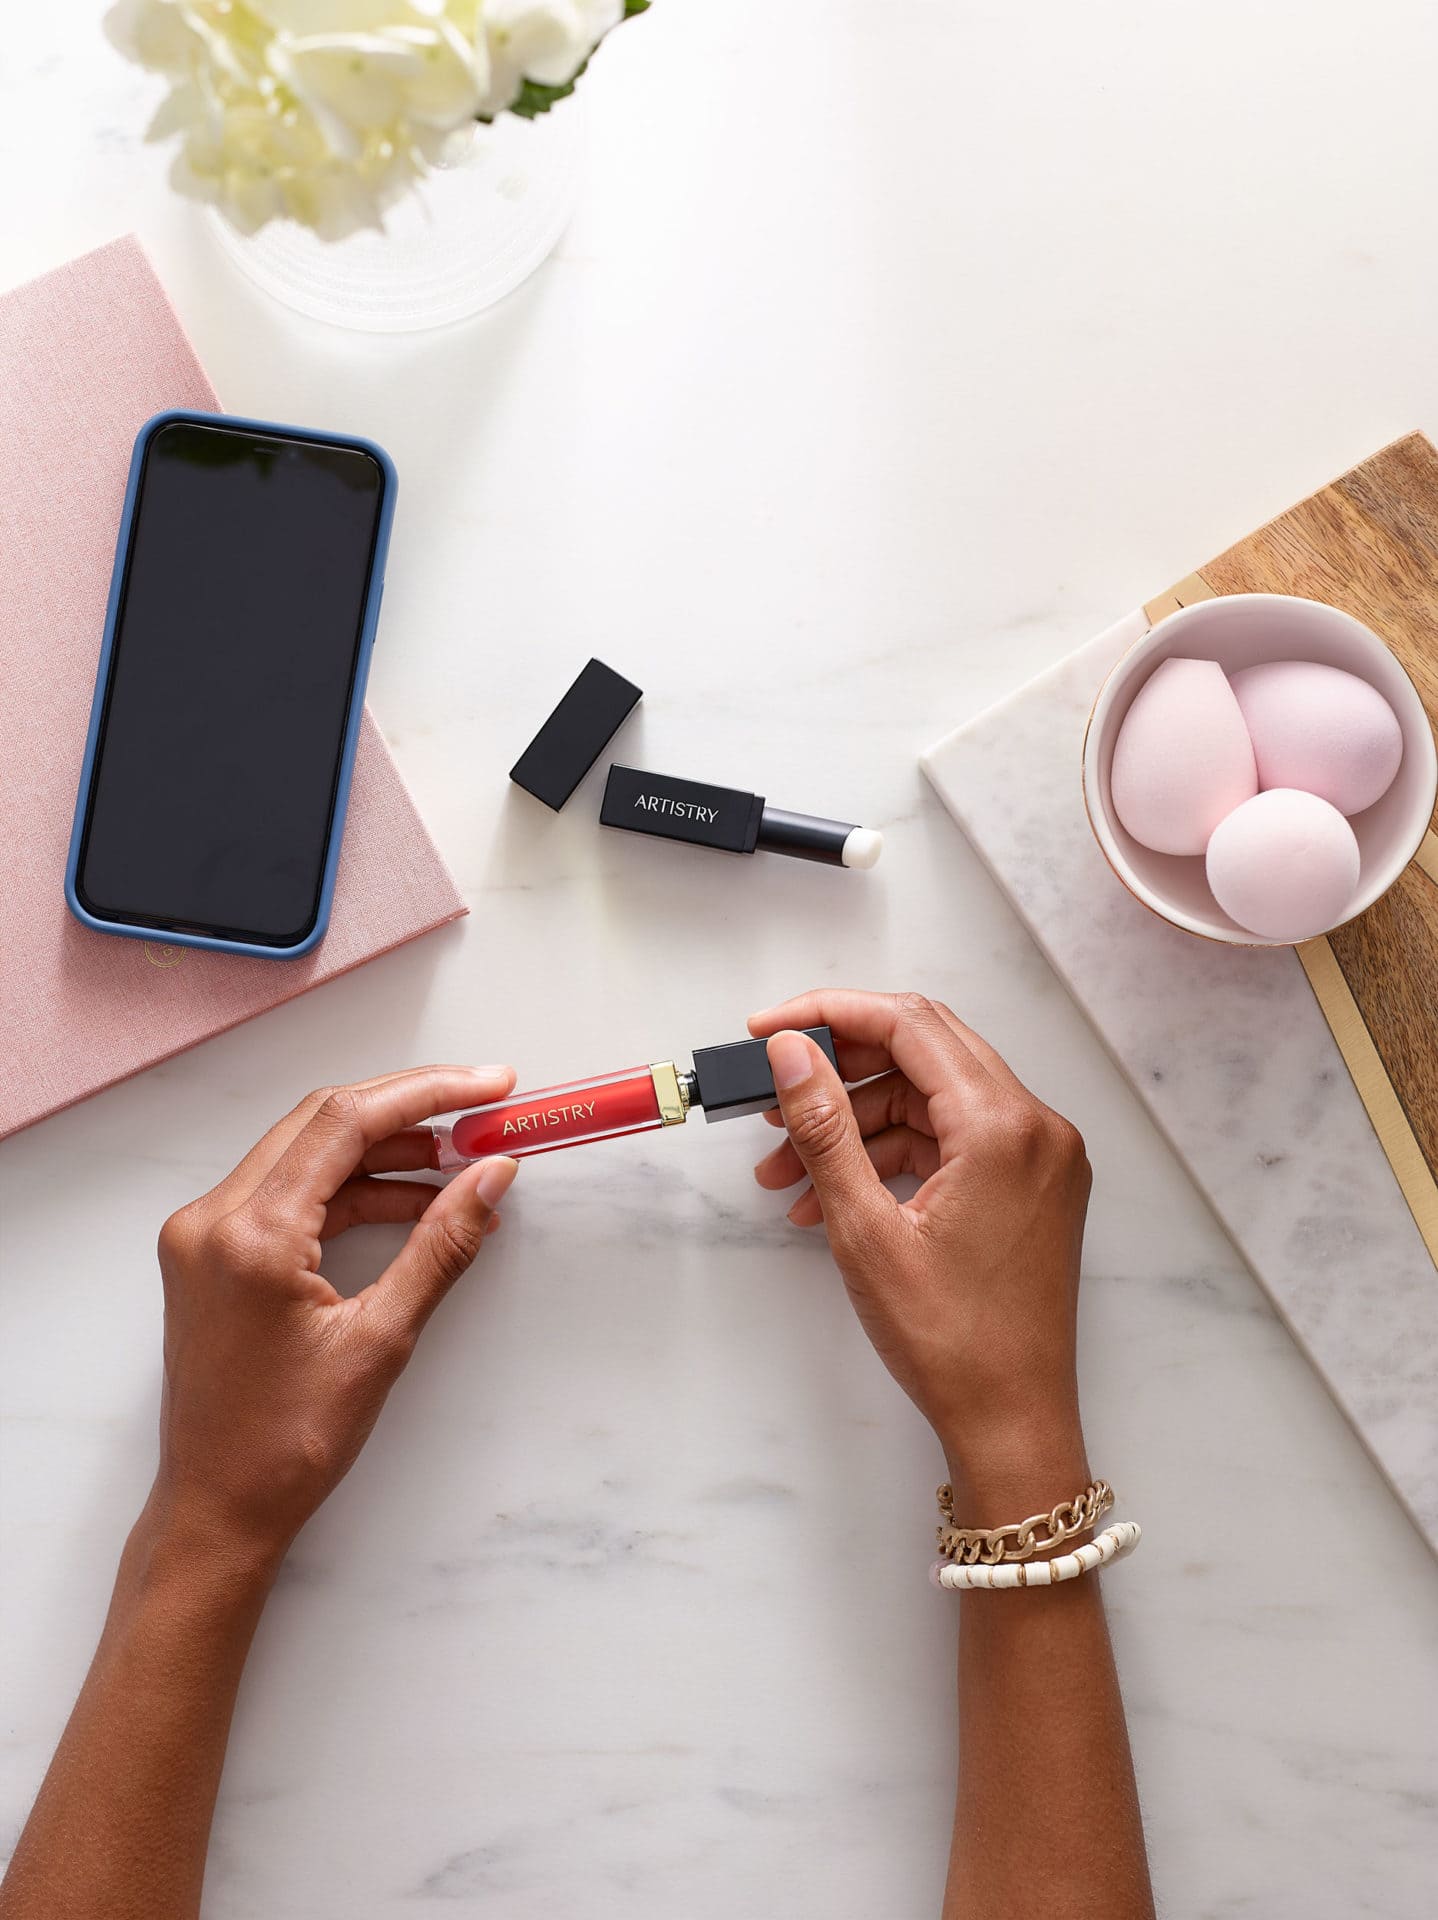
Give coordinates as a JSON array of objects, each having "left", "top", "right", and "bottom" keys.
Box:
[
  {"left": 936, "top": 1416, "right": 1090, "bottom": 1524},
  {"left": 126, "top": 1488, "right": 286, "bottom": 1617}
]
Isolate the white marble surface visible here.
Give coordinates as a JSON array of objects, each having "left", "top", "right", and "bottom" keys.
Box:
[
  {"left": 2, "top": 3, "right": 1437, "bottom": 1915},
  {"left": 924, "top": 610, "right": 1438, "bottom": 1547}
]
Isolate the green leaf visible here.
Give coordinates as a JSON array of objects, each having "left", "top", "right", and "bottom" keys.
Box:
[
  {"left": 624, "top": 1, "right": 651, "bottom": 16},
  {"left": 504, "top": 63, "right": 588, "bottom": 120}
]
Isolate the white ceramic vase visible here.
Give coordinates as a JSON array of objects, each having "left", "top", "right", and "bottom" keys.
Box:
[{"left": 207, "top": 101, "right": 585, "bottom": 333}]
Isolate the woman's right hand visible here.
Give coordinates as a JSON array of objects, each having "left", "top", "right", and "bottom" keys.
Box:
[{"left": 748, "top": 991, "right": 1094, "bottom": 1516}]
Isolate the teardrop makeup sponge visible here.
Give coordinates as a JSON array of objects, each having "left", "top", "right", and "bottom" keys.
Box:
[
  {"left": 1230, "top": 660, "right": 1403, "bottom": 816},
  {"left": 1205, "top": 788, "right": 1361, "bottom": 941},
  {"left": 1110, "top": 657, "right": 1258, "bottom": 854}
]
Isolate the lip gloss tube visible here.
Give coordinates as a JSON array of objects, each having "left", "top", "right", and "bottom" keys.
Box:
[
  {"left": 427, "top": 1029, "right": 837, "bottom": 1168},
  {"left": 430, "top": 1063, "right": 687, "bottom": 1167}
]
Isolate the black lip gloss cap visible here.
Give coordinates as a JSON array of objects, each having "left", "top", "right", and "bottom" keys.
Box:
[
  {"left": 510, "top": 658, "right": 642, "bottom": 811},
  {"left": 689, "top": 1026, "right": 838, "bottom": 1122}
]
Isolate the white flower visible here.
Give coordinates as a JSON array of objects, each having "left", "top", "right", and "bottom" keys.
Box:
[
  {"left": 480, "top": 0, "right": 622, "bottom": 111},
  {"left": 104, "top": 0, "right": 637, "bottom": 239}
]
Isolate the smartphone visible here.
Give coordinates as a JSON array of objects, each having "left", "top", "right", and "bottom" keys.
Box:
[{"left": 66, "top": 411, "right": 395, "bottom": 958}]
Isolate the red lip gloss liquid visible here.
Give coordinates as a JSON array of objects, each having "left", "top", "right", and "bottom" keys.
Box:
[{"left": 430, "top": 1063, "right": 690, "bottom": 1167}]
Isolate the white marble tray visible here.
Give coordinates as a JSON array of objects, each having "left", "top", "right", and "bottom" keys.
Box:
[{"left": 923, "top": 610, "right": 1438, "bottom": 1555}]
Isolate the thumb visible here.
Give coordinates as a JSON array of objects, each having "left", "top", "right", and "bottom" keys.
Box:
[
  {"left": 766, "top": 1032, "right": 887, "bottom": 1237},
  {"left": 373, "top": 1156, "right": 519, "bottom": 1341}
]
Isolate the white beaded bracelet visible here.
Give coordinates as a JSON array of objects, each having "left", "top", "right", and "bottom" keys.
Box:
[{"left": 929, "top": 1521, "right": 1141, "bottom": 1591}]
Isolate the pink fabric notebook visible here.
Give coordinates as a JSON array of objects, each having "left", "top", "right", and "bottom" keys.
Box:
[{"left": 0, "top": 237, "right": 466, "bottom": 1141}]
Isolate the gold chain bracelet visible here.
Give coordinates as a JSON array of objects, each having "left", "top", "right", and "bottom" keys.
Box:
[{"left": 935, "top": 1479, "right": 1114, "bottom": 1566}]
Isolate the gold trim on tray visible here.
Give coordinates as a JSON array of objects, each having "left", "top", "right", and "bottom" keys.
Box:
[
  {"left": 1142, "top": 572, "right": 1218, "bottom": 626},
  {"left": 1295, "top": 940, "right": 1438, "bottom": 1267}
]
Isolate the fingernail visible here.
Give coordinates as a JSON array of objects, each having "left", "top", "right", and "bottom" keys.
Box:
[
  {"left": 767, "top": 1031, "right": 812, "bottom": 1090},
  {"left": 752, "top": 1146, "right": 783, "bottom": 1184},
  {"left": 473, "top": 1157, "right": 519, "bottom": 1208}
]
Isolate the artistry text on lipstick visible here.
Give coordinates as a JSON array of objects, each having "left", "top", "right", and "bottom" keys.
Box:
[
  {"left": 601, "top": 766, "right": 762, "bottom": 854},
  {"left": 600, "top": 765, "right": 880, "bottom": 869}
]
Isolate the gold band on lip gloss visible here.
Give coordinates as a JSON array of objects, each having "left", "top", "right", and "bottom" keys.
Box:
[{"left": 649, "top": 1060, "right": 689, "bottom": 1127}]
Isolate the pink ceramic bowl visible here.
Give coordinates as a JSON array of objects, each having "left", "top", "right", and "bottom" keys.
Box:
[{"left": 1081, "top": 594, "right": 1438, "bottom": 946}]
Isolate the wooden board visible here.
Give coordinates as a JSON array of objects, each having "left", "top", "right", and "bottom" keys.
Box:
[{"left": 1143, "top": 434, "right": 1438, "bottom": 1266}]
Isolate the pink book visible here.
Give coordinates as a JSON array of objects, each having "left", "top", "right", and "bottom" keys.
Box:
[{"left": 0, "top": 237, "right": 467, "bottom": 1141}]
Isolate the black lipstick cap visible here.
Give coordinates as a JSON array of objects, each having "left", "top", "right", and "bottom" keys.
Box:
[
  {"left": 510, "top": 659, "right": 642, "bottom": 811},
  {"left": 689, "top": 1026, "right": 839, "bottom": 1122}
]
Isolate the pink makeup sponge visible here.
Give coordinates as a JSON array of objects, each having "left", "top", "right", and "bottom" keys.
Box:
[
  {"left": 1230, "top": 660, "right": 1402, "bottom": 816},
  {"left": 1110, "top": 657, "right": 1258, "bottom": 855},
  {"left": 1205, "top": 788, "right": 1361, "bottom": 941}
]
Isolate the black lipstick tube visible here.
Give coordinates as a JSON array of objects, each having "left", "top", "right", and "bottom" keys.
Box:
[{"left": 600, "top": 766, "right": 882, "bottom": 869}]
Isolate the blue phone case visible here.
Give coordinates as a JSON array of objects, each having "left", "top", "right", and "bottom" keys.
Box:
[{"left": 64, "top": 409, "right": 397, "bottom": 960}]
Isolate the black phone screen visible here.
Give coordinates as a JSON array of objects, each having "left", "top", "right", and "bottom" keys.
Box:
[{"left": 74, "top": 419, "right": 386, "bottom": 948}]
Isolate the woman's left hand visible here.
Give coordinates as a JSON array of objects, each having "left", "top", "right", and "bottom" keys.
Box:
[{"left": 149, "top": 1065, "right": 519, "bottom": 1573}]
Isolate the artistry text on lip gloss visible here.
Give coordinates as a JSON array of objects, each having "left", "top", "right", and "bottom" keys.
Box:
[{"left": 449, "top": 1067, "right": 663, "bottom": 1159}]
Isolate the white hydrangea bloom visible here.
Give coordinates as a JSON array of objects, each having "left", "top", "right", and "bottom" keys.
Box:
[
  {"left": 105, "top": 0, "right": 636, "bottom": 239},
  {"left": 482, "top": 0, "right": 623, "bottom": 107}
]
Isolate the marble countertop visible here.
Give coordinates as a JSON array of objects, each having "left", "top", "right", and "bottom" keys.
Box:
[{"left": 2, "top": 3, "right": 1436, "bottom": 1915}]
